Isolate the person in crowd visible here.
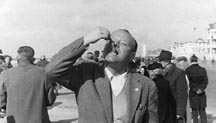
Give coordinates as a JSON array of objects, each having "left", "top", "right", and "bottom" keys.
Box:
[
  {"left": 0, "top": 55, "right": 13, "bottom": 116},
  {"left": 176, "top": 56, "right": 189, "bottom": 71},
  {"left": 0, "top": 55, "right": 6, "bottom": 116},
  {"left": 0, "top": 55, "right": 13, "bottom": 71},
  {"left": 46, "top": 27, "right": 158, "bottom": 123},
  {"left": 185, "top": 54, "right": 208, "bottom": 123},
  {"left": 0, "top": 55, "right": 5, "bottom": 74},
  {"left": 93, "top": 50, "right": 100, "bottom": 62},
  {"left": 86, "top": 51, "right": 94, "bottom": 60},
  {"left": 140, "top": 65, "right": 149, "bottom": 77},
  {"left": 157, "top": 50, "right": 188, "bottom": 123},
  {"left": 128, "top": 61, "right": 138, "bottom": 73},
  {"left": 0, "top": 56, "right": 4, "bottom": 64},
  {"left": 148, "top": 62, "right": 176, "bottom": 123},
  {"left": 84, "top": 51, "right": 98, "bottom": 63},
  {"left": 176, "top": 56, "right": 192, "bottom": 123},
  {"left": 35, "top": 55, "right": 60, "bottom": 95},
  {"left": 0, "top": 46, "right": 56, "bottom": 123},
  {"left": 36, "top": 55, "right": 49, "bottom": 67}
]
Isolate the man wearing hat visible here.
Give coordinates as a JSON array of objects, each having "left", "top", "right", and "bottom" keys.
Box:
[
  {"left": 148, "top": 62, "right": 176, "bottom": 123},
  {"left": 157, "top": 50, "right": 188, "bottom": 123}
]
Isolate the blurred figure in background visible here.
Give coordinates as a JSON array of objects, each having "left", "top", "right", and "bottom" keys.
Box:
[
  {"left": 140, "top": 65, "right": 149, "bottom": 77},
  {"left": 36, "top": 55, "right": 60, "bottom": 95},
  {"left": 85, "top": 52, "right": 97, "bottom": 63},
  {"left": 1, "top": 55, "right": 13, "bottom": 71},
  {"left": 0, "top": 55, "right": 6, "bottom": 116},
  {"left": 93, "top": 50, "right": 100, "bottom": 62},
  {"left": 176, "top": 56, "right": 191, "bottom": 123},
  {"left": 186, "top": 55, "right": 208, "bottom": 123},
  {"left": 128, "top": 61, "right": 138, "bottom": 73},
  {"left": 0, "top": 55, "right": 5, "bottom": 74},
  {"left": 157, "top": 50, "right": 188, "bottom": 123},
  {"left": 36, "top": 55, "right": 49, "bottom": 67},
  {"left": 176, "top": 56, "right": 189, "bottom": 71},
  {"left": 148, "top": 62, "right": 176, "bottom": 123},
  {"left": 0, "top": 46, "right": 56, "bottom": 123}
]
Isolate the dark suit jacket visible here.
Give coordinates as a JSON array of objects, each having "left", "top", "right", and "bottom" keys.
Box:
[
  {"left": 153, "top": 75, "right": 176, "bottom": 123},
  {"left": 0, "top": 58, "right": 56, "bottom": 123},
  {"left": 185, "top": 63, "right": 208, "bottom": 108},
  {"left": 36, "top": 59, "right": 49, "bottom": 67},
  {"left": 46, "top": 37, "right": 158, "bottom": 123},
  {"left": 164, "top": 64, "right": 188, "bottom": 116}
]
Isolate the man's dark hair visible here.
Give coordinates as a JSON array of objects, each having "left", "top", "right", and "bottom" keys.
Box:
[
  {"left": 4, "top": 55, "right": 12, "bottom": 61},
  {"left": 17, "top": 46, "right": 35, "bottom": 58},
  {"left": 190, "top": 54, "right": 198, "bottom": 63},
  {"left": 0, "top": 55, "right": 4, "bottom": 61}
]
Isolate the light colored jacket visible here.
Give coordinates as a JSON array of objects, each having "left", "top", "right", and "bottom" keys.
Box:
[
  {"left": 46, "top": 37, "right": 158, "bottom": 123},
  {"left": 0, "top": 58, "right": 56, "bottom": 123}
]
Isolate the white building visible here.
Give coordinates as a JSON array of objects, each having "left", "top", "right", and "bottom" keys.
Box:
[
  {"left": 142, "top": 44, "right": 147, "bottom": 57},
  {"left": 170, "top": 22, "right": 216, "bottom": 61}
]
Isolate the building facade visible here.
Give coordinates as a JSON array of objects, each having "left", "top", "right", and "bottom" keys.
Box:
[{"left": 170, "top": 22, "right": 216, "bottom": 61}]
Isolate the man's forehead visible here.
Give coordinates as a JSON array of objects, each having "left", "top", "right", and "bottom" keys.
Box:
[{"left": 111, "top": 30, "right": 132, "bottom": 40}]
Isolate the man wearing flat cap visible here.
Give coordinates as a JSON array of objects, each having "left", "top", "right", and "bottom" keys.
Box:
[
  {"left": 175, "top": 56, "right": 192, "bottom": 123},
  {"left": 0, "top": 46, "right": 56, "bottom": 123},
  {"left": 157, "top": 50, "right": 188, "bottom": 123}
]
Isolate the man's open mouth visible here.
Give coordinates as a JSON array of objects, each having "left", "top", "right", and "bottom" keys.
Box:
[{"left": 111, "top": 48, "right": 119, "bottom": 55}]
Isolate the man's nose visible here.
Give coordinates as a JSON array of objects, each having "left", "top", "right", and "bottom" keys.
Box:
[{"left": 112, "top": 41, "right": 119, "bottom": 48}]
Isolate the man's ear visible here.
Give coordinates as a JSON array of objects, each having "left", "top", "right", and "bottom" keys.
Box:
[
  {"left": 129, "top": 52, "right": 136, "bottom": 61},
  {"left": 31, "top": 58, "right": 36, "bottom": 63}
]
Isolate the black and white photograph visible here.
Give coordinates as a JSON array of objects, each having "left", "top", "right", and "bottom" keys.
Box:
[{"left": 0, "top": 0, "right": 216, "bottom": 123}]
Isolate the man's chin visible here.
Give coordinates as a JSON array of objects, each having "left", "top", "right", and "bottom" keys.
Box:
[{"left": 104, "top": 56, "right": 118, "bottom": 63}]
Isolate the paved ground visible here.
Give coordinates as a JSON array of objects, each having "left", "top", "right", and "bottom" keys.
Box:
[
  {"left": 0, "top": 86, "right": 216, "bottom": 123},
  {"left": 50, "top": 67, "right": 216, "bottom": 123},
  {"left": 48, "top": 89, "right": 78, "bottom": 123},
  {"left": 0, "top": 66, "right": 216, "bottom": 123}
]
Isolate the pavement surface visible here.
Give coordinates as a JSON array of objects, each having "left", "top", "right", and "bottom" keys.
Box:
[{"left": 0, "top": 68, "right": 216, "bottom": 123}]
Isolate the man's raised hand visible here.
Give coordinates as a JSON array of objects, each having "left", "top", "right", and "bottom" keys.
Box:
[{"left": 83, "top": 27, "right": 110, "bottom": 46}]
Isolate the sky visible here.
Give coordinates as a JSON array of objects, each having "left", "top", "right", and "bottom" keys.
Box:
[{"left": 0, "top": 0, "right": 216, "bottom": 58}]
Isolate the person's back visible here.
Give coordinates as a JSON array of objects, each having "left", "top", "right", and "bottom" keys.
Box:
[
  {"left": 164, "top": 64, "right": 186, "bottom": 98},
  {"left": 186, "top": 64, "right": 207, "bottom": 91},
  {"left": 0, "top": 46, "right": 56, "bottom": 123},
  {"left": 185, "top": 55, "right": 208, "bottom": 123}
]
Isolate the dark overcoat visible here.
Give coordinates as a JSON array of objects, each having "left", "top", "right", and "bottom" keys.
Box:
[
  {"left": 0, "top": 58, "right": 56, "bottom": 123},
  {"left": 163, "top": 64, "right": 188, "bottom": 116},
  {"left": 36, "top": 59, "right": 49, "bottom": 67},
  {"left": 153, "top": 75, "right": 176, "bottom": 123},
  {"left": 185, "top": 63, "right": 208, "bottom": 109},
  {"left": 46, "top": 37, "right": 159, "bottom": 123}
]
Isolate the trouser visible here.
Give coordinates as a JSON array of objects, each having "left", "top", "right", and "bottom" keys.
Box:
[{"left": 191, "top": 108, "right": 207, "bottom": 123}]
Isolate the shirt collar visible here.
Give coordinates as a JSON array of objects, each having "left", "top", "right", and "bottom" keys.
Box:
[
  {"left": 190, "top": 62, "right": 198, "bottom": 65},
  {"left": 105, "top": 67, "right": 128, "bottom": 80}
]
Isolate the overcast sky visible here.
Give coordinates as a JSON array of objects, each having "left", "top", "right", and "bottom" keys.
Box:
[{"left": 0, "top": 0, "right": 216, "bottom": 58}]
